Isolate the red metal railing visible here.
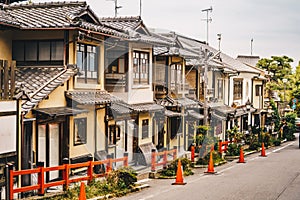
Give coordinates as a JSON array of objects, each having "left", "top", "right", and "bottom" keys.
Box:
[
  {"left": 151, "top": 147, "right": 177, "bottom": 172},
  {"left": 9, "top": 154, "right": 128, "bottom": 199}
]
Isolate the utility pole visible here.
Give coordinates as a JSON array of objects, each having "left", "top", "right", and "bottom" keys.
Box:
[
  {"left": 202, "top": 6, "right": 213, "bottom": 44},
  {"left": 203, "top": 49, "right": 209, "bottom": 125}
]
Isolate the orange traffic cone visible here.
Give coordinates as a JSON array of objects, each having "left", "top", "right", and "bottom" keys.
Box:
[
  {"left": 237, "top": 147, "right": 245, "bottom": 163},
  {"left": 172, "top": 159, "right": 186, "bottom": 185},
  {"left": 260, "top": 143, "right": 267, "bottom": 157},
  {"left": 79, "top": 182, "right": 87, "bottom": 200},
  {"left": 205, "top": 150, "right": 216, "bottom": 174}
]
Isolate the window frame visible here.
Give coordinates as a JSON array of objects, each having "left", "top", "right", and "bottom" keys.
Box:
[
  {"left": 12, "top": 39, "right": 64, "bottom": 66},
  {"left": 74, "top": 118, "right": 87, "bottom": 146},
  {"left": 217, "top": 79, "right": 223, "bottom": 99},
  {"left": 142, "top": 119, "right": 149, "bottom": 139},
  {"left": 108, "top": 125, "right": 120, "bottom": 145},
  {"left": 76, "top": 43, "right": 99, "bottom": 84},
  {"left": 233, "top": 79, "right": 243, "bottom": 100},
  {"left": 255, "top": 85, "right": 263, "bottom": 96},
  {"left": 133, "top": 51, "right": 149, "bottom": 85}
]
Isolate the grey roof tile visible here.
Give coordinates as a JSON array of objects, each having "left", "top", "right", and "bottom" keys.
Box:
[
  {"left": 16, "top": 66, "right": 77, "bottom": 112},
  {"left": 1, "top": 1, "right": 128, "bottom": 38},
  {"left": 65, "top": 90, "right": 120, "bottom": 105}
]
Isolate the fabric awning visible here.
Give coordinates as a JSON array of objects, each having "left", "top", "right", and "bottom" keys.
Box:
[{"left": 34, "top": 107, "right": 88, "bottom": 117}]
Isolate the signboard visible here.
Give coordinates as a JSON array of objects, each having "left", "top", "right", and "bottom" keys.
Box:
[{"left": 0, "top": 101, "right": 17, "bottom": 154}]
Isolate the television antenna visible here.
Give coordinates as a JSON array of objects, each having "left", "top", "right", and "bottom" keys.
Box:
[
  {"left": 107, "top": 0, "right": 122, "bottom": 17},
  {"left": 202, "top": 6, "right": 213, "bottom": 44}
]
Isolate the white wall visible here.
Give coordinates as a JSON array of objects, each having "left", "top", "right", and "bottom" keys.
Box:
[{"left": 0, "top": 101, "right": 17, "bottom": 154}]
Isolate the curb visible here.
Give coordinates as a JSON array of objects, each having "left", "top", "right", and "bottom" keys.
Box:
[{"left": 87, "top": 184, "right": 150, "bottom": 200}]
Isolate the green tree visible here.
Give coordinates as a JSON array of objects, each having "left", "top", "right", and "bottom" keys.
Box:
[
  {"left": 257, "top": 56, "right": 294, "bottom": 103},
  {"left": 291, "top": 62, "right": 300, "bottom": 116}
]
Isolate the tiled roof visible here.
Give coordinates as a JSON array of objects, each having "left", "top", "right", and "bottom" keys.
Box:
[
  {"left": 0, "top": 1, "right": 128, "bottom": 38},
  {"left": 65, "top": 90, "right": 120, "bottom": 105},
  {"left": 156, "top": 96, "right": 200, "bottom": 108},
  {"left": 110, "top": 102, "right": 132, "bottom": 115},
  {"left": 0, "top": 7, "right": 19, "bottom": 27},
  {"left": 34, "top": 106, "right": 88, "bottom": 117},
  {"left": 79, "top": 21, "right": 129, "bottom": 38},
  {"left": 130, "top": 102, "right": 164, "bottom": 112},
  {"left": 15, "top": 66, "right": 77, "bottom": 112},
  {"left": 101, "top": 16, "right": 174, "bottom": 46},
  {"left": 100, "top": 16, "right": 142, "bottom": 31},
  {"left": 176, "top": 34, "right": 260, "bottom": 74},
  {"left": 5, "top": 1, "right": 86, "bottom": 28},
  {"left": 153, "top": 46, "right": 199, "bottom": 58},
  {"left": 236, "top": 55, "right": 260, "bottom": 67}
]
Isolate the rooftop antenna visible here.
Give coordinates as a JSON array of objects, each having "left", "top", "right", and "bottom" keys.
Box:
[
  {"left": 250, "top": 38, "right": 253, "bottom": 55},
  {"left": 107, "top": 0, "right": 122, "bottom": 17},
  {"left": 139, "top": 0, "right": 142, "bottom": 17},
  {"left": 202, "top": 6, "right": 213, "bottom": 45},
  {"left": 217, "top": 33, "right": 222, "bottom": 51}
]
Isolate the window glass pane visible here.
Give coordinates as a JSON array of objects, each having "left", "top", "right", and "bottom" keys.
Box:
[
  {"left": 51, "top": 41, "right": 64, "bottom": 61},
  {"left": 12, "top": 41, "right": 25, "bottom": 61},
  {"left": 25, "top": 41, "right": 37, "bottom": 61},
  {"left": 74, "top": 118, "right": 87, "bottom": 145},
  {"left": 39, "top": 41, "right": 51, "bottom": 61}
]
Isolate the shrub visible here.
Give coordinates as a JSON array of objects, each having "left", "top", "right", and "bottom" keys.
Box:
[
  {"left": 226, "top": 143, "right": 241, "bottom": 156},
  {"left": 196, "top": 151, "right": 224, "bottom": 165},
  {"left": 273, "top": 139, "right": 281, "bottom": 146},
  {"left": 160, "top": 158, "right": 194, "bottom": 177}
]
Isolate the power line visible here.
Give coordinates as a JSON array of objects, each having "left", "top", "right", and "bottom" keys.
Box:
[{"left": 201, "top": 6, "right": 213, "bottom": 45}]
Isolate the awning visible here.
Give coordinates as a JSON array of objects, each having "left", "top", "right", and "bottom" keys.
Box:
[
  {"left": 34, "top": 107, "right": 88, "bottom": 117},
  {"left": 65, "top": 90, "right": 120, "bottom": 105},
  {"left": 212, "top": 112, "right": 227, "bottom": 121},
  {"left": 212, "top": 105, "right": 235, "bottom": 115},
  {"left": 109, "top": 102, "right": 134, "bottom": 120},
  {"left": 234, "top": 107, "right": 256, "bottom": 117},
  {"left": 110, "top": 102, "right": 132, "bottom": 115},
  {"left": 165, "top": 109, "right": 181, "bottom": 117},
  {"left": 177, "top": 97, "right": 200, "bottom": 108},
  {"left": 130, "top": 103, "right": 164, "bottom": 112},
  {"left": 187, "top": 110, "right": 204, "bottom": 120}
]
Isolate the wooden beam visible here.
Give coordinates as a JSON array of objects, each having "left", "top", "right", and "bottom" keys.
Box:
[
  {"left": 10, "top": 61, "right": 16, "bottom": 98},
  {"left": 0, "top": 60, "right": 3, "bottom": 100},
  {"left": 3, "top": 60, "right": 9, "bottom": 100}
]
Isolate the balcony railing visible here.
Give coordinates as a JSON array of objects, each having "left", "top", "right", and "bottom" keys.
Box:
[
  {"left": 105, "top": 73, "right": 126, "bottom": 92},
  {"left": 0, "top": 60, "right": 15, "bottom": 100}
]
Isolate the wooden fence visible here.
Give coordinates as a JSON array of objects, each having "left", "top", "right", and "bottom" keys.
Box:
[
  {"left": 8, "top": 154, "right": 128, "bottom": 199},
  {"left": 0, "top": 60, "right": 16, "bottom": 100},
  {"left": 151, "top": 147, "right": 177, "bottom": 172}
]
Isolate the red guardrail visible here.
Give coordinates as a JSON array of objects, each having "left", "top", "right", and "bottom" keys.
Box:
[
  {"left": 151, "top": 147, "right": 177, "bottom": 172},
  {"left": 9, "top": 153, "right": 128, "bottom": 199},
  {"left": 218, "top": 140, "right": 230, "bottom": 153}
]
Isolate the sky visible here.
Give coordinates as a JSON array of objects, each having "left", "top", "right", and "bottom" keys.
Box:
[{"left": 32, "top": 0, "right": 300, "bottom": 67}]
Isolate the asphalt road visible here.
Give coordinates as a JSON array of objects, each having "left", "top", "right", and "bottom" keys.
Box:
[{"left": 114, "top": 137, "right": 300, "bottom": 200}]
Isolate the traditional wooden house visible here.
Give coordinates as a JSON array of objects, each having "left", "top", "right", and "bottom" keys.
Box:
[
  {"left": 150, "top": 31, "right": 204, "bottom": 152},
  {"left": 0, "top": 1, "right": 136, "bottom": 187},
  {"left": 100, "top": 16, "right": 174, "bottom": 164}
]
